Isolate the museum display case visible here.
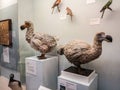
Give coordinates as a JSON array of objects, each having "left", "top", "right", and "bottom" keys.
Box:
[{"left": 0, "top": 0, "right": 120, "bottom": 90}]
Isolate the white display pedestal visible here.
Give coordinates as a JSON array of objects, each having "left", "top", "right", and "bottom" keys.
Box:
[
  {"left": 38, "top": 85, "right": 52, "bottom": 90},
  {"left": 25, "top": 56, "right": 58, "bottom": 90},
  {"left": 58, "top": 68, "right": 98, "bottom": 90}
]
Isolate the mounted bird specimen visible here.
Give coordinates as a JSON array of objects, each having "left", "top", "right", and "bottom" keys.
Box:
[
  {"left": 100, "top": 0, "right": 113, "bottom": 18},
  {"left": 8, "top": 74, "right": 23, "bottom": 90},
  {"left": 51, "top": 0, "right": 61, "bottom": 14},
  {"left": 20, "top": 21, "right": 58, "bottom": 59},
  {"left": 57, "top": 32, "right": 112, "bottom": 73},
  {"left": 66, "top": 7, "right": 73, "bottom": 21}
]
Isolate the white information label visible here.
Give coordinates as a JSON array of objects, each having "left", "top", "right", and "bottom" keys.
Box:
[
  {"left": 39, "top": 86, "right": 51, "bottom": 90},
  {"left": 59, "top": 79, "right": 77, "bottom": 90},
  {"left": 90, "top": 18, "right": 101, "bottom": 25},
  {"left": 59, "top": 13, "right": 67, "bottom": 20},
  {"left": 26, "top": 60, "right": 37, "bottom": 75},
  {"left": 3, "top": 47, "right": 10, "bottom": 63},
  {"left": 59, "top": 7, "right": 67, "bottom": 20},
  {"left": 86, "top": 0, "right": 96, "bottom": 4}
]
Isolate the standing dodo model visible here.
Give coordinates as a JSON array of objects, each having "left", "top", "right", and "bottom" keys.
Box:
[
  {"left": 57, "top": 32, "right": 112, "bottom": 73},
  {"left": 20, "top": 21, "right": 57, "bottom": 59},
  {"left": 100, "top": 0, "right": 113, "bottom": 18},
  {"left": 8, "top": 74, "right": 22, "bottom": 90}
]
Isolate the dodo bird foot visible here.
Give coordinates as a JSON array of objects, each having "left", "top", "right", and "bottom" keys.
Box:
[{"left": 37, "top": 54, "right": 46, "bottom": 59}]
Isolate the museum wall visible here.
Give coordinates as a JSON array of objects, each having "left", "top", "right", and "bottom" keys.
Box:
[
  {"left": 0, "top": 0, "right": 20, "bottom": 79},
  {"left": 18, "top": 0, "right": 34, "bottom": 83},
  {"left": 32, "top": 0, "right": 120, "bottom": 90},
  {"left": 17, "top": 0, "right": 120, "bottom": 89}
]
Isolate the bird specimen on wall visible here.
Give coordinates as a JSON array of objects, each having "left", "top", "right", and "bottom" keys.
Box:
[
  {"left": 66, "top": 7, "right": 73, "bottom": 21},
  {"left": 51, "top": 0, "right": 61, "bottom": 14},
  {"left": 100, "top": 0, "right": 113, "bottom": 18},
  {"left": 20, "top": 21, "right": 58, "bottom": 59},
  {"left": 8, "top": 74, "right": 23, "bottom": 90},
  {"left": 57, "top": 32, "right": 112, "bottom": 73}
]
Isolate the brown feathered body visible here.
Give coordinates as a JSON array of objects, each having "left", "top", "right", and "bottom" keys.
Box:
[
  {"left": 63, "top": 40, "right": 102, "bottom": 64},
  {"left": 20, "top": 21, "right": 57, "bottom": 59},
  {"left": 30, "top": 33, "right": 57, "bottom": 53},
  {"left": 57, "top": 32, "right": 112, "bottom": 68}
]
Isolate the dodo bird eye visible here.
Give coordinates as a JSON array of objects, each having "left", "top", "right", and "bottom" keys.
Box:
[
  {"left": 97, "top": 32, "right": 105, "bottom": 37},
  {"left": 97, "top": 33, "right": 102, "bottom": 37}
]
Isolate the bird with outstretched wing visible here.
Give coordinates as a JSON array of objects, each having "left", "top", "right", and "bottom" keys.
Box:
[
  {"left": 51, "top": 0, "right": 61, "bottom": 14},
  {"left": 100, "top": 0, "right": 113, "bottom": 18}
]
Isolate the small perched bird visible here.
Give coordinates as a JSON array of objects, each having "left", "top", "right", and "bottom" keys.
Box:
[
  {"left": 20, "top": 21, "right": 58, "bottom": 59},
  {"left": 51, "top": 0, "right": 61, "bottom": 14},
  {"left": 100, "top": 0, "right": 113, "bottom": 18},
  {"left": 57, "top": 32, "right": 112, "bottom": 73},
  {"left": 66, "top": 7, "right": 73, "bottom": 21},
  {"left": 8, "top": 74, "right": 22, "bottom": 90}
]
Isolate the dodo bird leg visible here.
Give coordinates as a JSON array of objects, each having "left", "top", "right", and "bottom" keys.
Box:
[
  {"left": 38, "top": 45, "right": 48, "bottom": 59},
  {"left": 38, "top": 53, "right": 46, "bottom": 59},
  {"left": 73, "top": 62, "right": 85, "bottom": 74}
]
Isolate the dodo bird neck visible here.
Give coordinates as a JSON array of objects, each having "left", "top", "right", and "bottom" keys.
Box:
[
  {"left": 25, "top": 23, "right": 34, "bottom": 43},
  {"left": 89, "top": 39, "right": 102, "bottom": 60},
  {"left": 83, "top": 39, "right": 103, "bottom": 64}
]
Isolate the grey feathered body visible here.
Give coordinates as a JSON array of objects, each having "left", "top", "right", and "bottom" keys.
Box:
[
  {"left": 25, "top": 22, "right": 57, "bottom": 54},
  {"left": 63, "top": 40, "right": 102, "bottom": 65},
  {"left": 30, "top": 33, "right": 57, "bottom": 53}
]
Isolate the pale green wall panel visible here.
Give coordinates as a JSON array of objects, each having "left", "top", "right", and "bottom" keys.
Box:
[{"left": 0, "top": 3, "right": 19, "bottom": 71}]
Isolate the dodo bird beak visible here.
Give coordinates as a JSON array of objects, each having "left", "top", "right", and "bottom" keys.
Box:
[
  {"left": 105, "top": 35, "right": 113, "bottom": 42},
  {"left": 20, "top": 25, "right": 26, "bottom": 30},
  {"left": 20, "top": 21, "right": 31, "bottom": 30}
]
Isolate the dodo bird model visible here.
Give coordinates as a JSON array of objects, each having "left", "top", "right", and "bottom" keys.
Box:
[
  {"left": 8, "top": 74, "right": 22, "bottom": 90},
  {"left": 20, "top": 21, "right": 57, "bottom": 59},
  {"left": 57, "top": 32, "right": 112, "bottom": 73}
]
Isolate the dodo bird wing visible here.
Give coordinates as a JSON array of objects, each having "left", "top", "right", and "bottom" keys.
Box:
[
  {"left": 30, "top": 38, "right": 42, "bottom": 51},
  {"left": 64, "top": 40, "right": 91, "bottom": 56},
  {"left": 33, "top": 33, "right": 57, "bottom": 47}
]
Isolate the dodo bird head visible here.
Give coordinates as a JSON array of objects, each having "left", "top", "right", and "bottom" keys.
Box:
[
  {"left": 9, "top": 73, "right": 14, "bottom": 79},
  {"left": 95, "top": 32, "right": 112, "bottom": 43},
  {"left": 20, "top": 21, "right": 32, "bottom": 30}
]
